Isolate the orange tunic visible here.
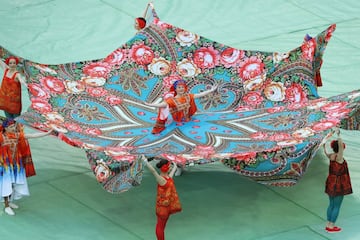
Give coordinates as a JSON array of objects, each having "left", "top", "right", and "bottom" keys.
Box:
[
  {"left": 0, "top": 69, "right": 22, "bottom": 114},
  {"left": 165, "top": 93, "right": 197, "bottom": 122},
  {"left": 156, "top": 177, "right": 182, "bottom": 219},
  {"left": 0, "top": 124, "right": 35, "bottom": 177}
]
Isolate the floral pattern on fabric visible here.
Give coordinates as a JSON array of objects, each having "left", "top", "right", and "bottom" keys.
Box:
[{"left": 1, "top": 5, "right": 359, "bottom": 192}]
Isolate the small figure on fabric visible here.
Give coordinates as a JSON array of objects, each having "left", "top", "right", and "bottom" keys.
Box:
[
  {"left": 322, "top": 128, "right": 353, "bottom": 233},
  {"left": 142, "top": 155, "right": 182, "bottom": 240},
  {"left": 145, "top": 80, "right": 218, "bottom": 134},
  {"left": 0, "top": 56, "right": 27, "bottom": 119},
  {"left": 0, "top": 118, "right": 53, "bottom": 216},
  {"left": 134, "top": 17, "right": 147, "bottom": 31}
]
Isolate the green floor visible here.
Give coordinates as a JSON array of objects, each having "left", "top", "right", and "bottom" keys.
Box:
[{"left": 0, "top": 0, "right": 360, "bottom": 239}]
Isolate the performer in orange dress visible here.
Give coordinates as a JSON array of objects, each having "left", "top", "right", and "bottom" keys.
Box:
[
  {"left": 142, "top": 155, "right": 182, "bottom": 240},
  {"left": 146, "top": 79, "right": 217, "bottom": 134},
  {"left": 323, "top": 128, "right": 353, "bottom": 233},
  {"left": 0, "top": 56, "right": 27, "bottom": 119},
  {"left": 0, "top": 118, "right": 52, "bottom": 216}
]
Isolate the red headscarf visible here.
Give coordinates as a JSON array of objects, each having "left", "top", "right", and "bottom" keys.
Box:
[
  {"left": 135, "top": 17, "right": 146, "bottom": 29},
  {"left": 330, "top": 140, "right": 346, "bottom": 150},
  {"left": 160, "top": 161, "right": 171, "bottom": 173},
  {"left": 170, "top": 79, "right": 188, "bottom": 96},
  {"left": 5, "top": 56, "right": 19, "bottom": 65}
]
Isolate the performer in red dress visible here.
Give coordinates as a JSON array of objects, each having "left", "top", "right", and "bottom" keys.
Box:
[
  {"left": 146, "top": 79, "right": 217, "bottom": 134},
  {"left": 142, "top": 155, "right": 182, "bottom": 240},
  {"left": 0, "top": 56, "right": 27, "bottom": 119},
  {"left": 323, "top": 128, "right": 353, "bottom": 233}
]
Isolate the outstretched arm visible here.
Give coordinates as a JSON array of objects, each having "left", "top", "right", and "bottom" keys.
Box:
[
  {"left": 168, "top": 162, "right": 178, "bottom": 178},
  {"left": 194, "top": 84, "right": 218, "bottom": 99},
  {"left": 0, "top": 58, "right": 7, "bottom": 70},
  {"left": 144, "top": 100, "right": 168, "bottom": 108},
  {"left": 141, "top": 155, "right": 166, "bottom": 186},
  {"left": 323, "top": 144, "right": 330, "bottom": 158},
  {"left": 24, "top": 129, "right": 53, "bottom": 139},
  {"left": 335, "top": 129, "right": 344, "bottom": 164}
]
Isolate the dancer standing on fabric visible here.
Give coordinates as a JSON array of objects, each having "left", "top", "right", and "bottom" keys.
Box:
[
  {"left": 146, "top": 80, "right": 218, "bottom": 134},
  {"left": 0, "top": 118, "right": 52, "bottom": 216},
  {"left": 142, "top": 155, "right": 182, "bottom": 240},
  {"left": 323, "top": 128, "right": 353, "bottom": 233},
  {"left": 0, "top": 56, "right": 27, "bottom": 119}
]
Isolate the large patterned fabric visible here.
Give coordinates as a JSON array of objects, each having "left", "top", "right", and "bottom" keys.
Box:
[{"left": 1, "top": 4, "right": 359, "bottom": 192}]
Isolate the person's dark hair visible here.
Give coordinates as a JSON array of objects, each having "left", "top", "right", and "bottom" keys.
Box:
[
  {"left": 330, "top": 140, "right": 339, "bottom": 153},
  {"left": 156, "top": 159, "right": 169, "bottom": 169}
]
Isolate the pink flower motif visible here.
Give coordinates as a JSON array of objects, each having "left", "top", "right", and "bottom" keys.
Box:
[
  {"left": 326, "top": 108, "right": 351, "bottom": 118},
  {"left": 268, "top": 132, "right": 291, "bottom": 141},
  {"left": 277, "top": 139, "right": 303, "bottom": 147},
  {"left": 220, "top": 48, "right": 244, "bottom": 68},
  {"left": 287, "top": 102, "right": 307, "bottom": 110},
  {"left": 64, "top": 122, "right": 82, "bottom": 133},
  {"left": 311, "top": 119, "right": 339, "bottom": 132},
  {"left": 105, "top": 95, "right": 123, "bottom": 105},
  {"left": 32, "top": 122, "right": 50, "bottom": 130},
  {"left": 31, "top": 98, "right": 53, "bottom": 113},
  {"left": 28, "top": 83, "right": 51, "bottom": 99},
  {"left": 105, "top": 146, "right": 135, "bottom": 153},
  {"left": 104, "top": 48, "right": 127, "bottom": 65},
  {"left": 267, "top": 106, "right": 285, "bottom": 113},
  {"left": 85, "top": 128, "right": 102, "bottom": 135},
  {"left": 230, "top": 152, "right": 257, "bottom": 164},
  {"left": 129, "top": 43, "right": 155, "bottom": 65},
  {"left": 285, "top": 83, "right": 308, "bottom": 103},
  {"left": 238, "top": 56, "right": 265, "bottom": 80},
  {"left": 325, "top": 24, "right": 336, "bottom": 42},
  {"left": 320, "top": 101, "right": 347, "bottom": 112},
  {"left": 112, "top": 154, "right": 137, "bottom": 162},
  {"left": 242, "top": 92, "right": 264, "bottom": 106},
  {"left": 250, "top": 132, "right": 268, "bottom": 140},
  {"left": 161, "top": 153, "right": 187, "bottom": 165},
  {"left": 40, "top": 76, "right": 65, "bottom": 94},
  {"left": 235, "top": 105, "right": 254, "bottom": 112},
  {"left": 307, "top": 98, "right": 328, "bottom": 110},
  {"left": 94, "top": 162, "right": 110, "bottom": 182},
  {"left": 154, "top": 18, "right": 173, "bottom": 30},
  {"left": 163, "top": 74, "right": 182, "bottom": 90},
  {"left": 192, "top": 145, "right": 215, "bottom": 159},
  {"left": 193, "top": 46, "right": 220, "bottom": 69},
  {"left": 301, "top": 38, "right": 316, "bottom": 61},
  {"left": 86, "top": 87, "right": 108, "bottom": 97},
  {"left": 83, "top": 62, "right": 112, "bottom": 78}
]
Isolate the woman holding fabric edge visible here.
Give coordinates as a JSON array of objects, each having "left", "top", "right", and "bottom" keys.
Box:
[
  {"left": 1, "top": 118, "right": 53, "bottom": 216},
  {"left": 141, "top": 155, "right": 182, "bottom": 240},
  {"left": 323, "top": 128, "right": 353, "bottom": 233},
  {"left": 0, "top": 56, "right": 27, "bottom": 119}
]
